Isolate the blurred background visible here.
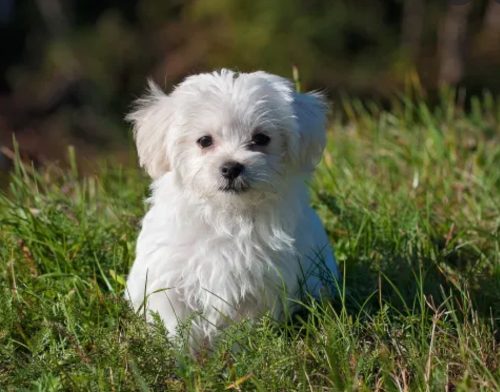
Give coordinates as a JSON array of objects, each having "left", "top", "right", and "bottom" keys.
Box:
[{"left": 1, "top": 0, "right": 499, "bottom": 172}]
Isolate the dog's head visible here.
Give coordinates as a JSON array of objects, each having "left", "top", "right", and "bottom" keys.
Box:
[{"left": 127, "top": 70, "right": 327, "bottom": 203}]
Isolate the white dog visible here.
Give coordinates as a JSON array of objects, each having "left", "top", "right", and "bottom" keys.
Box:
[{"left": 125, "top": 69, "right": 338, "bottom": 348}]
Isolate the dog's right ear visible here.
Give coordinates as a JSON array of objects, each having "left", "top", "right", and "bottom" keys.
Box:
[{"left": 126, "top": 80, "right": 173, "bottom": 179}]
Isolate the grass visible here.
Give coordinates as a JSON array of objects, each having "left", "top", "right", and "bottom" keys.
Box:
[{"left": 1, "top": 90, "right": 499, "bottom": 391}]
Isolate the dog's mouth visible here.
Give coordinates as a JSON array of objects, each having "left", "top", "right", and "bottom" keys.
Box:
[{"left": 219, "top": 180, "right": 250, "bottom": 194}]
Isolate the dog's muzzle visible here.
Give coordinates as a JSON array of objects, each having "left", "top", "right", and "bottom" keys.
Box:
[
  {"left": 220, "top": 161, "right": 244, "bottom": 180},
  {"left": 219, "top": 161, "right": 249, "bottom": 193}
]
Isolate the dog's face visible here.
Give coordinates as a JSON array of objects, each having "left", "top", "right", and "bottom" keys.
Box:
[{"left": 127, "top": 70, "right": 327, "bottom": 204}]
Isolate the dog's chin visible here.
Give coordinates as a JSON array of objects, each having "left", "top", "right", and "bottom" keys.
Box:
[
  {"left": 217, "top": 178, "right": 251, "bottom": 195},
  {"left": 218, "top": 184, "right": 250, "bottom": 194},
  {"left": 194, "top": 177, "right": 277, "bottom": 207}
]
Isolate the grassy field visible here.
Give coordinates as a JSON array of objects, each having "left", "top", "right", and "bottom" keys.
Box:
[{"left": 1, "top": 91, "right": 499, "bottom": 391}]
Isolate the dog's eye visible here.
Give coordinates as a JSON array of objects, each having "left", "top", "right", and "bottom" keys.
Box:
[
  {"left": 251, "top": 133, "right": 271, "bottom": 146},
  {"left": 197, "top": 135, "right": 213, "bottom": 148}
]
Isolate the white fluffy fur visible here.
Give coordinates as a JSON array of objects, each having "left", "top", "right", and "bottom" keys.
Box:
[{"left": 125, "top": 69, "right": 339, "bottom": 348}]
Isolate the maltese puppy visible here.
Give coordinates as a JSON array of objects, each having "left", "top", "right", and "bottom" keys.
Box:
[{"left": 125, "top": 69, "right": 338, "bottom": 348}]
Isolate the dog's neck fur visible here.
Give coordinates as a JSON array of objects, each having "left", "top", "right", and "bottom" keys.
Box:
[{"left": 149, "top": 172, "right": 310, "bottom": 255}]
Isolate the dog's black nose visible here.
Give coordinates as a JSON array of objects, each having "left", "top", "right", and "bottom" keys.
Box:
[{"left": 220, "top": 161, "right": 244, "bottom": 180}]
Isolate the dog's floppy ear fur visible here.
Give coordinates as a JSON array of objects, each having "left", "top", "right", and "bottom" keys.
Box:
[
  {"left": 292, "top": 91, "right": 328, "bottom": 171},
  {"left": 253, "top": 71, "right": 327, "bottom": 171},
  {"left": 126, "top": 81, "right": 173, "bottom": 179}
]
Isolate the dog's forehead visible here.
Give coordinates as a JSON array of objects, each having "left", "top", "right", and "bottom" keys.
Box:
[
  {"left": 176, "top": 71, "right": 290, "bottom": 104},
  {"left": 173, "top": 72, "right": 294, "bottom": 132}
]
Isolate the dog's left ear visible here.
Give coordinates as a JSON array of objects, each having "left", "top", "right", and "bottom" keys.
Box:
[
  {"left": 291, "top": 91, "right": 328, "bottom": 171},
  {"left": 126, "top": 81, "right": 174, "bottom": 179}
]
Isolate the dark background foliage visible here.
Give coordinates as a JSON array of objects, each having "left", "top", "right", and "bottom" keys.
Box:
[{"left": 0, "top": 0, "right": 499, "bottom": 170}]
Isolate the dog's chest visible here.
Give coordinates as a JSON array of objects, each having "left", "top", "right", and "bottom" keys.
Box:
[
  {"left": 180, "top": 218, "right": 294, "bottom": 274},
  {"left": 167, "top": 213, "right": 297, "bottom": 293},
  {"left": 139, "top": 201, "right": 301, "bottom": 311},
  {"left": 180, "top": 227, "right": 297, "bottom": 313}
]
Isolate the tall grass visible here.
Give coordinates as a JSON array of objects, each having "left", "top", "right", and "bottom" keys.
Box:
[{"left": 1, "top": 93, "right": 498, "bottom": 391}]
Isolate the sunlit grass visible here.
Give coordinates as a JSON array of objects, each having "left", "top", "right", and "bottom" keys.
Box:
[{"left": 1, "top": 93, "right": 499, "bottom": 391}]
